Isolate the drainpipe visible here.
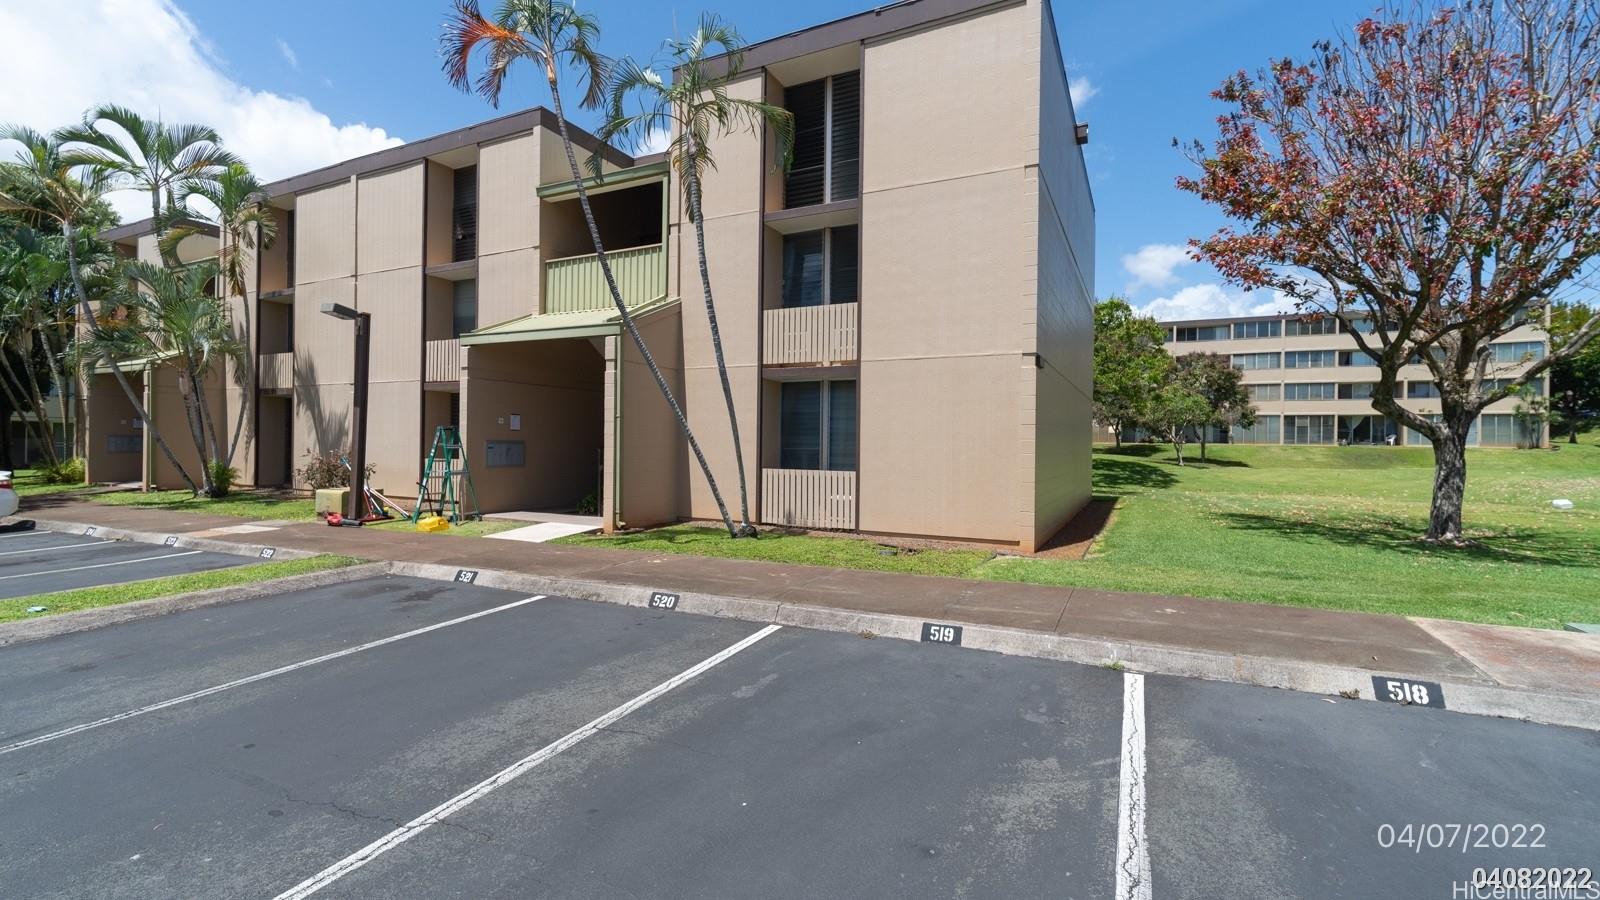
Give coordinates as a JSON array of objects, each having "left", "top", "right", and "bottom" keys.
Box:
[{"left": 142, "top": 361, "right": 155, "bottom": 491}]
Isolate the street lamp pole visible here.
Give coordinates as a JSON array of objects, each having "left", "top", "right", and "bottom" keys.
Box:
[{"left": 321, "top": 303, "right": 371, "bottom": 521}]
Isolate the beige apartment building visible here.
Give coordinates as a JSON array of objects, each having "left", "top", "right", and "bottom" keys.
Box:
[
  {"left": 88, "top": 0, "right": 1095, "bottom": 551},
  {"left": 1135, "top": 313, "right": 1550, "bottom": 448}
]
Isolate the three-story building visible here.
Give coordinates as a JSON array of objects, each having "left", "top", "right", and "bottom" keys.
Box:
[{"left": 90, "top": 0, "right": 1096, "bottom": 551}]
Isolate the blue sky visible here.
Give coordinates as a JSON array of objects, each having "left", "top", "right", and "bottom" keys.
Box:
[{"left": 4, "top": 0, "right": 1380, "bottom": 318}]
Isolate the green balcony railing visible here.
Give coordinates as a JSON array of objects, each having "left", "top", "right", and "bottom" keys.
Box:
[{"left": 543, "top": 242, "right": 665, "bottom": 315}]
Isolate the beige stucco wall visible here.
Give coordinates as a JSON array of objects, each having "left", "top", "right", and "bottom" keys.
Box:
[
  {"left": 354, "top": 161, "right": 425, "bottom": 493},
  {"left": 855, "top": 0, "right": 1037, "bottom": 543},
  {"left": 1028, "top": 1, "right": 1095, "bottom": 549},
  {"left": 149, "top": 364, "right": 227, "bottom": 491},
  {"left": 674, "top": 71, "right": 764, "bottom": 523},
  {"left": 608, "top": 306, "right": 686, "bottom": 529}
]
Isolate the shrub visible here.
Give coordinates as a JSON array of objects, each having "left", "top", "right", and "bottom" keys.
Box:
[
  {"left": 576, "top": 491, "right": 599, "bottom": 515},
  {"left": 295, "top": 450, "right": 375, "bottom": 491},
  {"left": 206, "top": 460, "right": 240, "bottom": 498},
  {"left": 42, "top": 457, "right": 86, "bottom": 485}
]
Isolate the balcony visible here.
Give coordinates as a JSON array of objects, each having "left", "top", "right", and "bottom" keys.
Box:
[
  {"left": 425, "top": 338, "right": 462, "bottom": 383},
  {"left": 761, "top": 468, "right": 857, "bottom": 531},
  {"left": 763, "top": 302, "right": 858, "bottom": 368},
  {"left": 258, "top": 352, "right": 294, "bottom": 391},
  {"left": 543, "top": 243, "right": 665, "bottom": 315}
]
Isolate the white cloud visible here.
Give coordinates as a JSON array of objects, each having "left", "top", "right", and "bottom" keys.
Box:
[
  {"left": 1135, "top": 284, "right": 1298, "bottom": 321},
  {"left": 1069, "top": 75, "right": 1099, "bottom": 109},
  {"left": 1121, "top": 243, "right": 1193, "bottom": 291},
  {"left": 0, "top": 0, "right": 401, "bottom": 223},
  {"left": 276, "top": 38, "right": 299, "bottom": 71},
  {"left": 636, "top": 126, "right": 671, "bottom": 156}
]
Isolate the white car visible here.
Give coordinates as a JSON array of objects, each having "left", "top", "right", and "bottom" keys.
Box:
[{"left": 0, "top": 470, "right": 18, "bottom": 519}]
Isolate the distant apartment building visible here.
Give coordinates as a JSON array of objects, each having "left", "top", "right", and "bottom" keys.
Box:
[
  {"left": 89, "top": 0, "right": 1096, "bottom": 551},
  {"left": 1129, "top": 312, "right": 1550, "bottom": 448}
]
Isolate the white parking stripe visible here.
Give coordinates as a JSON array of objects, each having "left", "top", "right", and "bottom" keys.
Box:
[
  {"left": 0, "top": 529, "right": 54, "bottom": 540},
  {"left": 1116, "top": 672, "right": 1150, "bottom": 900},
  {"left": 0, "top": 550, "right": 203, "bottom": 581},
  {"left": 0, "top": 540, "right": 113, "bottom": 558},
  {"left": 0, "top": 595, "right": 548, "bottom": 756},
  {"left": 272, "top": 623, "right": 784, "bottom": 900}
]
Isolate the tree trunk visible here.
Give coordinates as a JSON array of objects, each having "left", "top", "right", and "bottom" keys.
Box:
[
  {"left": 16, "top": 333, "right": 61, "bottom": 468},
  {"left": 179, "top": 360, "right": 217, "bottom": 496},
  {"left": 62, "top": 221, "right": 199, "bottom": 495},
  {"left": 683, "top": 150, "right": 756, "bottom": 536},
  {"left": 544, "top": 71, "right": 740, "bottom": 538},
  {"left": 1426, "top": 429, "right": 1469, "bottom": 543},
  {"left": 1172, "top": 439, "right": 1185, "bottom": 466},
  {"left": 0, "top": 352, "right": 51, "bottom": 464},
  {"left": 1199, "top": 433, "right": 1208, "bottom": 461}
]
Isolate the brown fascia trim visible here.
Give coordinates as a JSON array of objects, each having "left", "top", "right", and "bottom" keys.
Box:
[
  {"left": 98, "top": 216, "right": 220, "bottom": 243},
  {"left": 260, "top": 107, "right": 634, "bottom": 201},
  {"left": 699, "top": 0, "right": 1014, "bottom": 77}
]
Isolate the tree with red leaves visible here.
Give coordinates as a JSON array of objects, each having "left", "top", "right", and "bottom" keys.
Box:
[{"left": 1179, "top": 0, "right": 1600, "bottom": 543}]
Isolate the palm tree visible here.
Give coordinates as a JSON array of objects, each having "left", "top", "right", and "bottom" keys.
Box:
[
  {"left": 0, "top": 124, "right": 201, "bottom": 493},
  {"left": 57, "top": 104, "right": 240, "bottom": 264},
  {"left": 441, "top": 0, "right": 742, "bottom": 537},
  {"left": 159, "top": 163, "right": 278, "bottom": 466},
  {"left": 91, "top": 258, "right": 240, "bottom": 496},
  {"left": 0, "top": 235, "right": 63, "bottom": 467},
  {"left": 597, "top": 15, "right": 795, "bottom": 537}
]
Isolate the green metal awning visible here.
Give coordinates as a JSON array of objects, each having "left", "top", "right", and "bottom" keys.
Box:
[
  {"left": 90, "top": 350, "right": 180, "bottom": 376},
  {"left": 537, "top": 160, "right": 670, "bottom": 201},
  {"left": 459, "top": 295, "right": 678, "bottom": 346}
]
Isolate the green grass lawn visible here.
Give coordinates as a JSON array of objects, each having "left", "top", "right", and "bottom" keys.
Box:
[
  {"left": 0, "top": 554, "right": 360, "bottom": 624},
  {"left": 8, "top": 468, "right": 93, "bottom": 499},
  {"left": 559, "top": 435, "right": 1600, "bottom": 628},
  {"left": 88, "top": 488, "right": 318, "bottom": 520}
]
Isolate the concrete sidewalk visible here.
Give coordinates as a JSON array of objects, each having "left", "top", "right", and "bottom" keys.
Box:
[{"left": 12, "top": 495, "right": 1598, "bottom": 709}]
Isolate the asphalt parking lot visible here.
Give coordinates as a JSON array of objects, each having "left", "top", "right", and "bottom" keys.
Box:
[
  {"left": 0, "top": 529, "right": 248, "bottom": 599},
  {"left": 0, "top": 575, "right": 1594, "bottom": 899}
]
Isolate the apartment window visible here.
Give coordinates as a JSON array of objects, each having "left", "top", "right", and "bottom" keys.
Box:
[
  {"left": 784, "top": 71, "right": 861, "bottom": 209},
  {"left": 1408, "top": 347, "right": 1445, "bottom": 366},
  {"left": 1337, "top": 382, "right": 1398, "bottom": 400},
  {"left": 1338, "top": 349, "right": 1380, "bottom": 367},
  {"left": 1232, "top": 352, "right": 1280, "bottom": 371},
  {"left": 1407, "top": 381, "right": 1439, "bottom": 399},
  {"left": 1485, "top": 377, "right": 1544, "bottom": 395},
  {"left": 1246, "top": 383, "right": 1281, "bottom": 402},
  {"left": 452, "top": 166, "right": 478, "bottom": 262},
  {"left": 1233, "top": 320, "right": 1281, "bottom": 339},
  {"left": 1176, "top": 324, "right": 1229, "bottom": 342},
  {"left": 780, "top": 226, "right": 859, "bottom": 308},
  {"left": 451, "top": 280, "right": 478, "bottom": 338},
  {"left": 1490, "top": 341, "right": 1545, "bottom": 364},
  {"left": 1478, "top": 414, "right": 1538, "bottom": 448},
  {"left": 1342, "top": 317, "right": 1377, "bottom": 333},
  {"left": 1285, "top": 316, "right": 1337, "bottom": 336},
  {"left": 1504, "top": 303, "right": 1541, "bottom": 327},
  {"left": 1284, "top": 382, "right": 1336, "bottom": 401},
  {"left": 1285, "top": 349, "right": 1336, "bottom": 369},
  {"left": 1231, "top": 415, "right": 1281, "bottom": 444},
  {"left": 1408, "top": 415, "right": 1481, "bottom": 446},
  {"left": 1284, "top": 414, "right": 1336, "bottom": 444},
  {"left": 779, "top": 380, "right": 857, "bottom": 471},
  {"left": 1338, "top": 415, "right": 1398, "bottom": 445}
]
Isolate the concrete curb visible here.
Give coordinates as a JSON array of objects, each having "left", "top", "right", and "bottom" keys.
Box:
[
  {"left": 13, "top": 520, "right": 1598, "bottom": 731},
  {"left": 0, "top": 562, "right": 388, "bottom": 648},
  {"left": 14, "top": 517, "right": 318, "bottom": 563},
  {"left": 385, "top": 561, "right": 1600, "bottom": 732}
]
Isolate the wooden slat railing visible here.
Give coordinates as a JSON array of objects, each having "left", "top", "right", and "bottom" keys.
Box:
[
  {"left": 762, "top": 302, "right": 858, "bottom": 367},
  {"left": 761, "top": 468, "right": 856, "bottom": 530}
]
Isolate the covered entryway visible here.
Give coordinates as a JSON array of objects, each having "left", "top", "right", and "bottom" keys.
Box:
[{"left": 459, "top": 298, "right": 683, "bottom": 532}]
